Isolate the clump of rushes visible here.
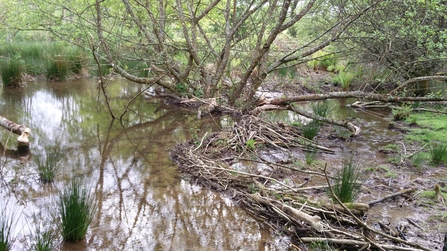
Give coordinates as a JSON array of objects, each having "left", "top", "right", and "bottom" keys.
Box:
[
  {"left": 311, "top": 100, "right": 332, "bottom": 118},
  {"left": 0, "top": 201, "right": 20, "bottom": 251},
  {"left": 46, "top": 55, "right": 70, "bottom": 81},
  {"left": 31, "top": 216, "right": 57, "bottom": 251},
  {"left": 58, "top": 178, "right": 97, "bottom": 242},
  {"left": 301, "top": 120, "right": 321, "bottom": 140},
  {"left": 36, "top": 152, "right": 61, "bottom": 183},
  {"left": 1, "top": 59, "right": 24, "bottom": 87},
  {"left": 305, "top": 149, "right": 317, "bottom": 165},
  {"left": 331, "top": 157, "right": 363, "bottom": 203},
  {"left": 429, "top": 142, "right": 447, "bottom": 166}
]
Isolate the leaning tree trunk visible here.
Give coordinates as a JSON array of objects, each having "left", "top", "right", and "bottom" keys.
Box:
[{"left": 0, "top": 115, "right": 30, "bottom": 149}]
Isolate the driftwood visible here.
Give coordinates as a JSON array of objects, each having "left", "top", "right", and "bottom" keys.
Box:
[{"left": 0, "top": 116, "right": 30, "bottom": 148}]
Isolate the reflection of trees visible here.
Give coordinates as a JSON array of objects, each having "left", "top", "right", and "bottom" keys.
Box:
[
  {"left": 88, "top": 110, "right": 273, "bottom": 250},
  {"left": 0, "top": 80, "right": 276, "bottom": 250}
]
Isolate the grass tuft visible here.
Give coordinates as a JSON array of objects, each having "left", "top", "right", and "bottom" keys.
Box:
[
  {"left": 0, "top": 201, "right": 20, "bottom": 251},
  {"left": 331, "top": 157, "right": 363, "bottom": 203},
  {"left": 429, "top": 142, "right": 447, "bottom": 166},
  {"left": 301, "top": 120, "right": 321, "bottom": 140},
  {"left": 1, "top": 59, "right": 24, "bottom": 87},
  {"left": 58, "top": 178, "right": 96, "bottom": 242},
  {"left": 31, "top": 215, "right": 57, "bottom": 251},
  {"left": 36, "top": 152, "right": 62, "bottom": 183}
]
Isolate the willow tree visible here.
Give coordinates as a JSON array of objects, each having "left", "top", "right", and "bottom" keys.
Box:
[{"left": 5, "top": 0, "right": 381, "bottom": 109}]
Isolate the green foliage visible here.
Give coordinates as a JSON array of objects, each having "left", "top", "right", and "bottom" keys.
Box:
[
  {"left": 331, "top": 157, "right": 363, "bottom": 203},
  {"left": 411, "top": 152, "right": 425, "bottom": 168},
  {"left": 332, "top": 69, "right": 355, "bottom": 91},
  {"left": 0, "top": 59, "right": 24, "bottom": 87},
  {"left": 194, "top": 88, "right": 204, "bottom": 98},
  {"left": 175, "top": 82, "right": 188, "bottom": 97},
  {"left": 46, "top": 55, "right": 70, "bottom": 81},
  {"left": 245, "top": 139, "right": 256, "bottom": 150},
  {"left": 392, "top": 104, "right": 412, "bottom": 121},
  {"left": 58, "top": 178, "right": 96, "bottom": 242},
  {"left": 429, "top": 142, "right": 447, "bottom": 166},
  {"left": 405, "top": 112, "right": 447, "bottom": 145},
  {"left": 301, "top": 120, "right": 321, "bottom": 140},
  {"left": 0, "top": 42, "right": 87, "bottom": 82},
  {"left": 347, "top": 1, "right": 447, "bottom": 80},
  {"left": 248, "top": 183, "right": 259, "bottom": 194},
  {"left": 308, "top": 51, "right": 337, "bottom": 71}
]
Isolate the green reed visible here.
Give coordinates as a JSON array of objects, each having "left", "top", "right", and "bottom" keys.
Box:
[
  {"left": 58, "top": 178, "right": 96, "bottom": 242},
  {"left": 331, "top": 157, "right": 363, "bottom": 203}
]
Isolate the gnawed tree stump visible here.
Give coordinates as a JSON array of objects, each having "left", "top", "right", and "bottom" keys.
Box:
[{"left": 0, "top": 116, "right": 31, "bottom": 149}]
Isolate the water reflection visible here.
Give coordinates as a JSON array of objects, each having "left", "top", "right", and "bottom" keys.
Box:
[{"left": 0, "top": 79, "right": 278, "bottom": 250}]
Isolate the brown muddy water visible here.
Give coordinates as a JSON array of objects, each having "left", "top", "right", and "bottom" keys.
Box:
[{"left": 0, "top": 79, "right": 285, "bottom": 250}]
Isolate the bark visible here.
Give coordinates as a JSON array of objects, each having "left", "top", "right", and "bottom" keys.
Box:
[
  {"left": 0, "top": 116, "right": 28, "bottom": 135},
  {"left": 0, "top": 115, "right": 30, "bottom": 148},
  {"left": 264, "top": 91, "right": 447, "bottom": 105}
]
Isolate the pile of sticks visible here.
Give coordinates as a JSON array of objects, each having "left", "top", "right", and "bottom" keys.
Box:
[{"left": 171, "top": 115, "right": 432, "bottom": 251}]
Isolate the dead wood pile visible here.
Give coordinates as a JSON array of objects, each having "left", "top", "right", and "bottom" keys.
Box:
[{"left": 171, "top": 115, "right": 431, "bottom": 251}]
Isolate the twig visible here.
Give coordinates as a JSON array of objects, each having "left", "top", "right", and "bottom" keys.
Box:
[{"left": 367, "top": 188, "right": 415, "bottom": 206}]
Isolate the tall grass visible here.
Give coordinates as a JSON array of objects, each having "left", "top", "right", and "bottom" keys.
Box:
[
  {"left": 429, "top": 142, "right": 447, "bottom": 166},
  {"left": 31, "top": 215, "right": 57, "bottom": 251},
  {"left": 331, "top": 157, "right": 363, "bottom": 203},
  {"left": 58, "top": 178, "right": 96, "bottom": 242},
  {"left": 301, "top": 120, "right": 321, "bottom": 140},
  {"left": 0, "top": 59, "right": 24, "bottom": 87},
  {"left": 0, "top": 201, "right": 20, "bottom": 251},
  {"left": 36, "top": 151, "right": 62, "bottom": 183},
  {"left": 0, "top": 42, "right": 88, "bottom": 83}
]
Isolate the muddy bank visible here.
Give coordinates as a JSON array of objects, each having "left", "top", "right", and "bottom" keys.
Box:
[{"left": 171, "top": 112, "right": 447, "bottom": 251}]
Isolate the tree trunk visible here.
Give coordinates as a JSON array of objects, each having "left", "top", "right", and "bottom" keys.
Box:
[{"left": 0, "top": 116, "right": 30, "bottom": 149}]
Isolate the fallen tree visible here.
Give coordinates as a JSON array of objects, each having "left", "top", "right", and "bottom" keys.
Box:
[{"left": 0, "top": 115, "right": 30, "bottom": 149}]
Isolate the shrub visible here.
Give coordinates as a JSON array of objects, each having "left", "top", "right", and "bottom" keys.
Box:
[
  {"left": 331, "top": 157, "right": 363, "bottom": 203},
  {"left": 58, "top": 178, "right": 96, "bottom": 242}
]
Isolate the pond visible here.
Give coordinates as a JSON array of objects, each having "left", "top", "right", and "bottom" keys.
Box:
[{"left": 0, "top": 79, "right": 283, "bottom": 250}]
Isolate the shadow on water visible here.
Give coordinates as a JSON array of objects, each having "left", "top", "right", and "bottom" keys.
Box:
[{"left": 0, "top": 79, "right": 281, "bottom": 250}]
